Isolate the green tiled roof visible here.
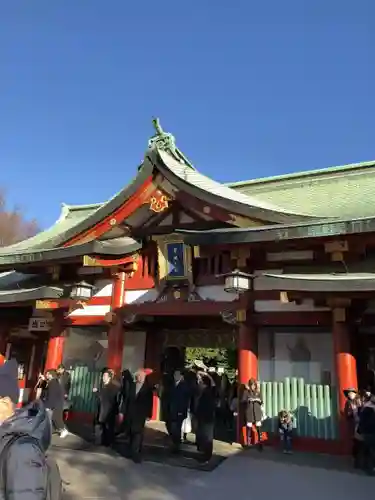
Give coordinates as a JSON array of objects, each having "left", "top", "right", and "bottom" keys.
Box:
[
  {"left": 0, "top": 202, "right": 101, "bottom": 252},
  {"left": 2, "top": 122, "right": 373, "bottom": 258},
  {"left": 228, "top": 160, "right": 375, "bottom": 219}
]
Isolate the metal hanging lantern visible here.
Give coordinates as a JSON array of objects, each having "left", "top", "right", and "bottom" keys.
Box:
[
  {"left": 221, "top": 269, "right": 254, "bottom": 295},
  {"left": 69, "top": 281, "right": 95, "bottom": 301}
]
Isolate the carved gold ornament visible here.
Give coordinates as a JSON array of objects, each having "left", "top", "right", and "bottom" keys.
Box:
[{"left": 149, "top": 191, "right": 170, "bottom": 213}]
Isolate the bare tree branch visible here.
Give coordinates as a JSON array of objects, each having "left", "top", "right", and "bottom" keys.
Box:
[{"left": 0, "top": 189, "right": 39, "bottom": 247}]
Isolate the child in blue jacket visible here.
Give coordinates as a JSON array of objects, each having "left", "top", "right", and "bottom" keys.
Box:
[{"left": 278, "top": 410, "right": 294, "bottom": 454}]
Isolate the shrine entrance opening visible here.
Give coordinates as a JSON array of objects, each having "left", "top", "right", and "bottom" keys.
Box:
[{"left": 156, "top": 320, "right": 238, "bottom": 434}]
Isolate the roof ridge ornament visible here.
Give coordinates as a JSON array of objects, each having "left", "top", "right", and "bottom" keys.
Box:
[
  {"left": 149, "top": 118, "right": 196, "bottom": 170},
  {"left": 148, "top": 117, "right": 178, "bottom": 156}
]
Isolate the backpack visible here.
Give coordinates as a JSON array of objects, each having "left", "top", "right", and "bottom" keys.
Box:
[{"left": 0, "top": 434, "right": 63, "bottom": 500}]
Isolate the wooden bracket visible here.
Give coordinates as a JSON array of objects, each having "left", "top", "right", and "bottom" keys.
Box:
[
  {"left": 332, "top": 307, "right": 346, "bottom": 323},
  {"left": 327, "top": 297, "right": 351, "bottom": 309},
  {"left": 230, "top": 248, "right": 250, "bottom": 268},
  {"left": 47, "top": 266, "right": 60, "bottom": 281},
  {"left": 35, "top": 300, "right": 56, "bottom": 310},
  {"left": 324, "top": 241, "right": 349, "bottom": 262},
  {"left": 104, "top": 311, "right": 117, "bottom": 325},
  {"left": 236, "top": 309, "right": 247, "bottom": 323},
  {"left": 280, "top": 291, "right": 290, "bottom": 303},
  {"left": 83, "top": 255, "right": 100, "bottom": 267}
]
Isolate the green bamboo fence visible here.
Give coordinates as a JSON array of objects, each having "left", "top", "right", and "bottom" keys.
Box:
[
  {"left": 261, "top": 378, "right": 338, "bottom": 440},
  {"left": 68, "top": 366, "right": 101, "bottom": 413}
]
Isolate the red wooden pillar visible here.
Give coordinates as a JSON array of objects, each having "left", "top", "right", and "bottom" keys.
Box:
[
  {"left": 107, "top": 272, "right": 126, "bottom": 376},
  {"left": 332, "top": 311, "right": 357, "bottom": 446},
  {"left": 45, "top": 310, "right": 66, "bottom": 372},
  {"left": 144, "top": 330, "right": 162, "bottom": 420},
  {"left": 237, "top": 319, "right": 258, "bottom": 444}
]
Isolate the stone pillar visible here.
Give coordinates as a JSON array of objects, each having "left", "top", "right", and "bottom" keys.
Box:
[
  {"left": 45, "top": 310, "right": 66, "bottom": 371},
  {"left": 332, "top": 309, "right": 358, "bottom": 444},
  {"left": 107, "top": 272, "right": 126, "bottom": 376},
  {"left": 237, "top": 318, "right": 258, "bottom": 444}
]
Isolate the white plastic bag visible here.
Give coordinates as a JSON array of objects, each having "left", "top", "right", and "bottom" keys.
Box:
[{"left": 182, "top": 411, "right": 192, "bottom": 434}]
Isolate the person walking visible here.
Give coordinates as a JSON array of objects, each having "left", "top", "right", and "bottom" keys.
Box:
[
  {"left": 93, "top": 369, "right": 119, "bottom": 447},
  {"left": 0, "top": 359, "right": 62, "bottom": 500},
  {"left": 44, "top": 369, "right": 68, "bottom": 439},
  {"left": 126, "top": 371, "right": 153, "bottom": 463}
]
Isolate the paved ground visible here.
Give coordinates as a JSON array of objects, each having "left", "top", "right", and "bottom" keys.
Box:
[
  {"left": 52, "top": 445, "right": 375, "bottom": 500},
  {"left": 65, "top": 420, "right": 239, "bottom": 471}
]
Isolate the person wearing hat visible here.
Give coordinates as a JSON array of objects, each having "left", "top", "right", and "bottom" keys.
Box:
[
  {"left": 343, "top": 387, "right": 363, "bottom": 468},
  {"left": 0, "top": 359, "right": 52, "bottom": 499},
  {"left": 344, "top": 388, "right": 360, "bottom": 422}
]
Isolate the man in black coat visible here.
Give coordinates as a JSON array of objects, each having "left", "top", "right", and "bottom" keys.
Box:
[
  {"left": 195, "top": 373, "right": 216, "bottom": 463},
  {"left": 44, "top": 369, "right": 68, "bottom": 438},
  {"left": 56, "top": 364, "right": 71, "bottom": 398},
  {"left": 126, "top": 371, "right": 153, "bottom": 463},
  {"left": 166, "top": 370, "right": 190, "bottom": 453},
  {"left": 93, "top": 370, "right": 119, "bottom": 447},
  {"left": 56, "top": 364, "right": 72, "bottom": 421},
  {"left": 0, "top": 359, "right": 52, "bottom": 500}
]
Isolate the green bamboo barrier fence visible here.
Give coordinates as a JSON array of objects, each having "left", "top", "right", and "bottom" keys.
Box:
[
  {"left": 68, "top": 368, "right": 338, "bottom": 440},
  {"left": 68, "top": 366, "right": 101, "bottom": 413},
  {"left": 261, "top": 378, "right": 338, "bottom": 440}
]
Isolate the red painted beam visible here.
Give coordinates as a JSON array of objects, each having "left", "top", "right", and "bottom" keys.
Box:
[
  {"left": 84, "top": 255, "right": 137, "bottom": 268},
  {"left": 120, "top": 300, "right": 239, "bottom": 316},
  {"left": 31, "top": 295, "right": 111, "bottom": 311},
  {"left": 65, "top": 316, "right": 106, "bottom": 326},
  {"left": 64, "top": 176, "right": 156, "bottom": 246}
]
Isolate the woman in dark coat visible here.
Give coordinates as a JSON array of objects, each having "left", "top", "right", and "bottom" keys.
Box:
[
  {"left": 242, "top": 378, "right": 263, "bottom": 449},
  {"left": 195, "top": 372, "right": 216, "bottom": 463},
  {"left": 126, "top": 371, "right": 153, "bottom": 463},
  {"left": 93, "top": 369, "right": 119, "bottom": 446}
]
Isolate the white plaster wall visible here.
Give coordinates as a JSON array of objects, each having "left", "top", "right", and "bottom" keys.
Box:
[
  {"left": 121, "top": 330, "right": 146, "bottom": 374},
  {"left": 124, "top": 289, "right": 158, "bottom": 304},
  {"left": 63, "top": 327, "right": 146, "bottom": 375},
  {"left": 63, "top": 327, "right": 108, "bottom": 370},
  {"left": 258, "top": 329, "right": 334, "bottom": 385},
  {"left": 68, "top": 279, "right": 112, "bottom": 318},
  {"left": 94, "top": 279, "right": 113, "bottom": 297}
]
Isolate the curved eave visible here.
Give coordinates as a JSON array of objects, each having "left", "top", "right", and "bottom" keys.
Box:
[
  {"left": 0, "top": 166, "right": 152, "bottom": 254},
  {"left": 0, "top": 286, "right": 63, "bottom": 304},
  {"left": 150, "top": 149, "right": 320, "bottom": 224},
  {"left": 0, "top": 237, "right": 141, "bottom": 268},
  {"left": 177, "top": 216, "right": 375, "bottom": 245},
  {"left": 263, "top": 273, "right": 375, "bottom": 293}
]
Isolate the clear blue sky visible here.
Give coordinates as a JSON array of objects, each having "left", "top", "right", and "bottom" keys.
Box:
[{"left": 1, "top": 1, "right": 374, "bottom": 228}]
